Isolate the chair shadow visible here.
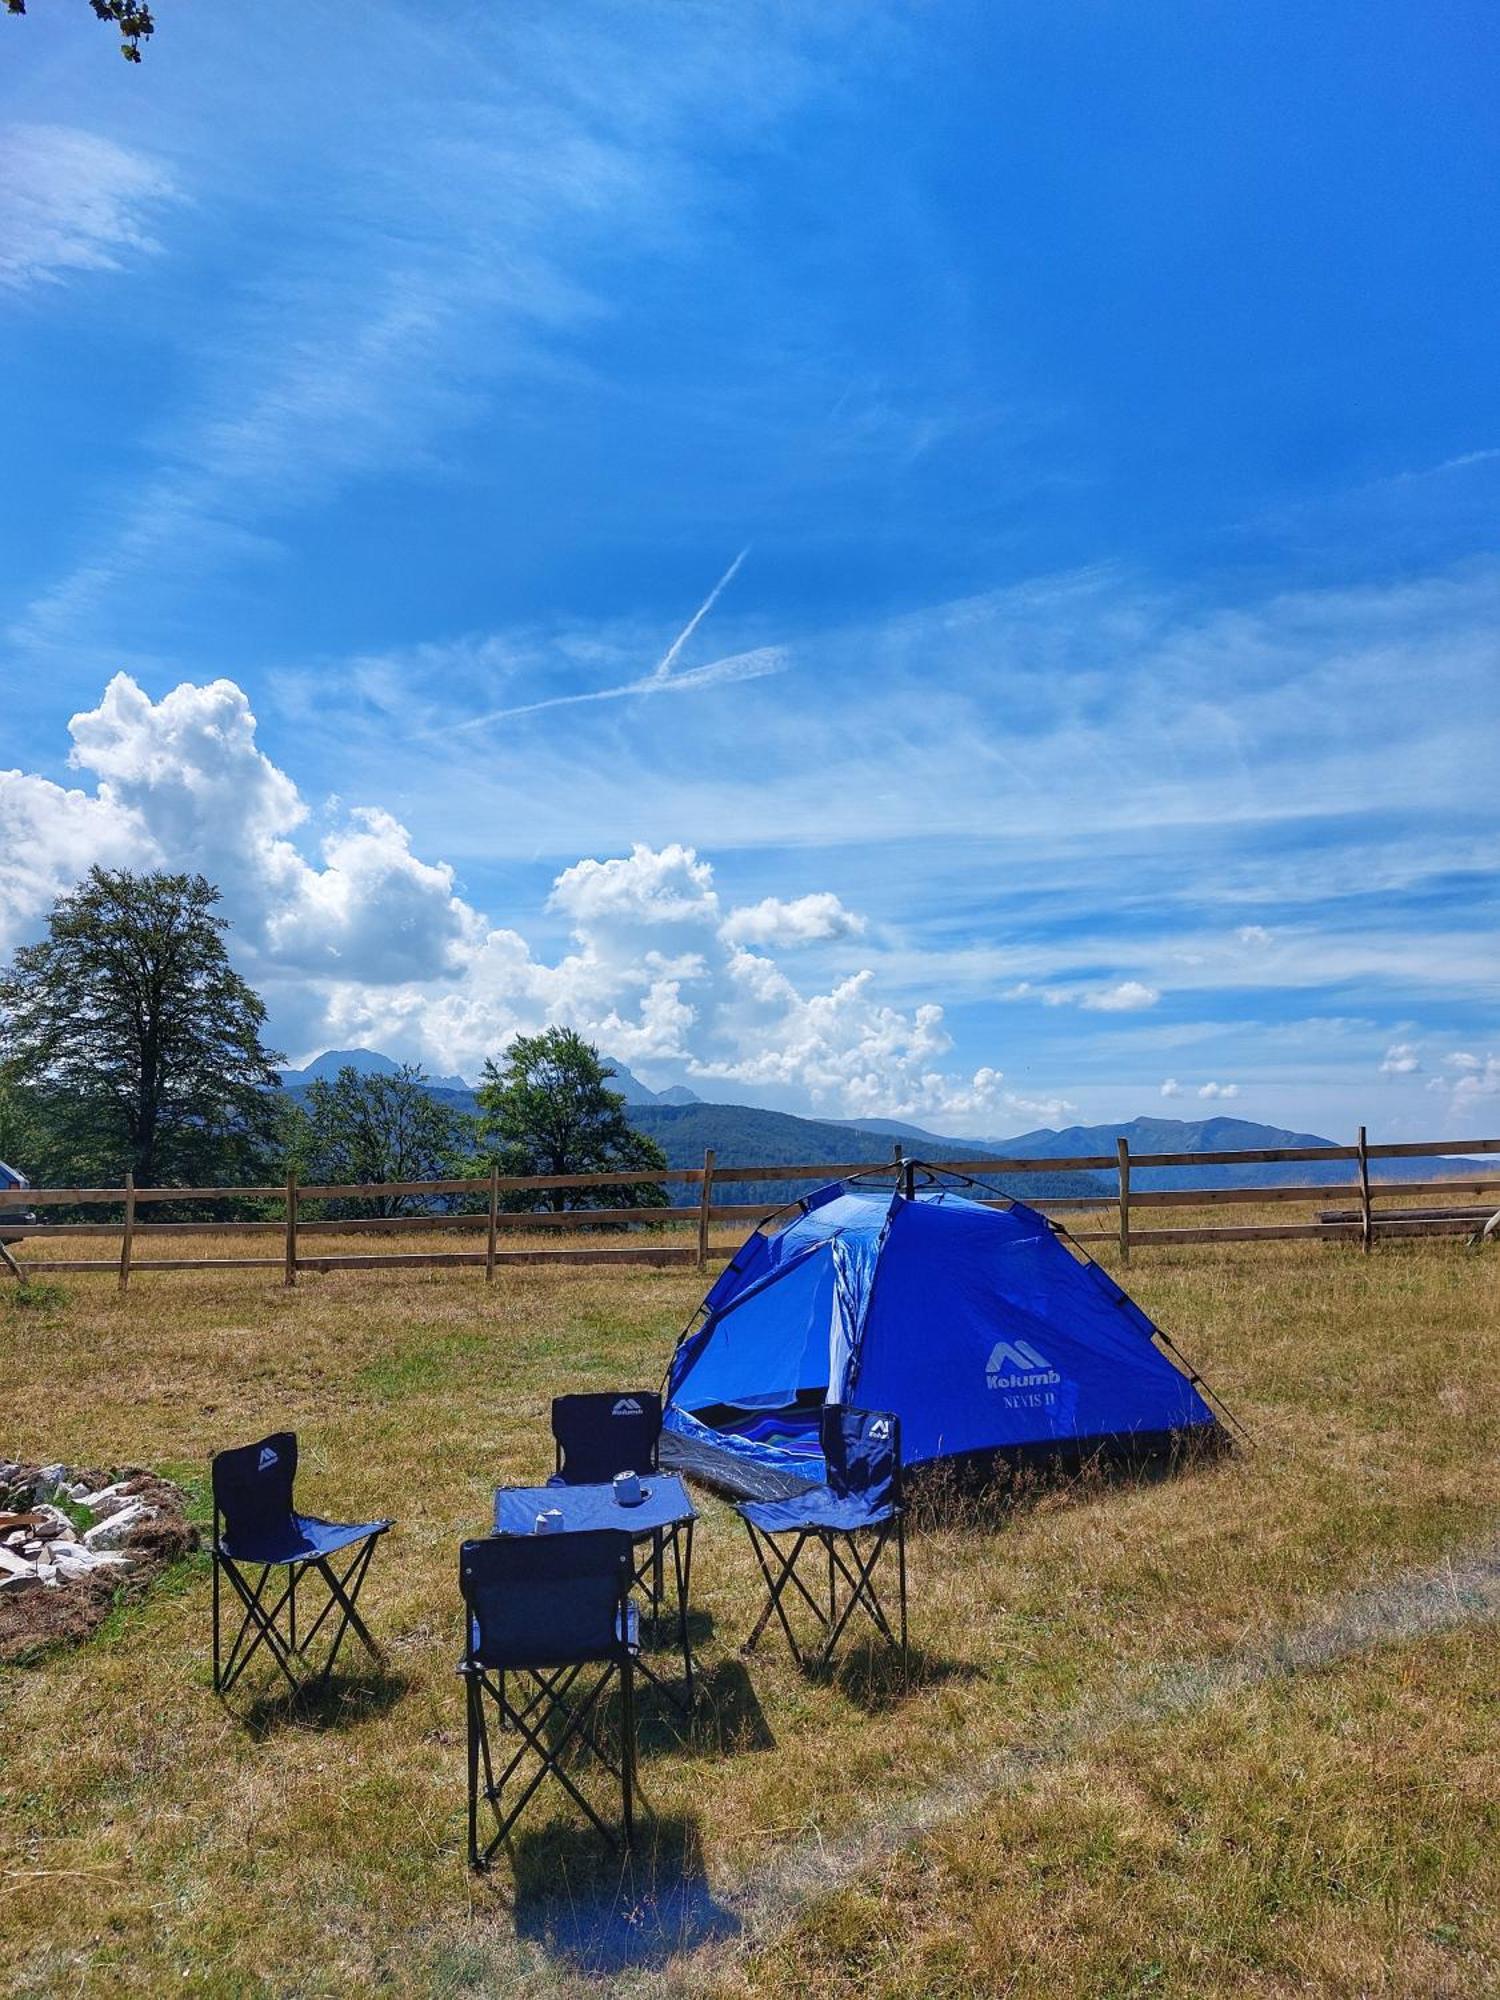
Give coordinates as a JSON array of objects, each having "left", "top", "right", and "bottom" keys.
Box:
[
  {"left": 636, "top": 1654, "right": 776, "bottom": 1758},
  {"left": 821, "top": 1637, "right": 981, "bottom": 1714},
  {"left": 237, "top": 1665, "right": 410, "bottom": 1740},
  {"left": 510, "top": 1811, "right": 739, "bottom": 1977},
  {"left": 638, "top": 1604, "right": 715, "bottom": 1653}
]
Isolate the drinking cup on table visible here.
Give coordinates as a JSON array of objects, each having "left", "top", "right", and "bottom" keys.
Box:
[
  {"left": 613, "top": 1470, "right": 643, "bottom": 1506},
  {"left": 534, "top": 1508, "right": 565, "bottom": 1534}
]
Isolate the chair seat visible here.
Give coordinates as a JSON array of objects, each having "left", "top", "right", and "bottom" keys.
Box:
[
  {"left": 220, "top": 1512, "right": 391, "bottom": 1566},
  {"left": 466, "top": 1599, "right": 639, "bottom": 1670},
  {"left": 740, "top": 1487, "right": 897, "bottom": 1535}
]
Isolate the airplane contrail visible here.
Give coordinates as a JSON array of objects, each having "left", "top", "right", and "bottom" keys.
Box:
[{"left": 648, "top": 545, "right": 749, "bottom": 682}]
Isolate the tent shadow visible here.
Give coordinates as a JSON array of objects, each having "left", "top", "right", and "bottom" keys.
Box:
[
  {"left": 237, "top": 1664, "right": 410, "bottom": 1739},
  {"left": 908, "top": 1427, "right": 1234, "bottom": 1532},
  {"left": 511, "top": 1811, "right": 739, "bottom": 1976},
  {"left": 822, "top": 1637, "right": 979, "bottom": 1713}
]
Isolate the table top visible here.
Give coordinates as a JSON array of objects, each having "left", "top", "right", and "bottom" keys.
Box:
[{"left": 493, "top": 1472, "right": 697, "bottom": 1539}]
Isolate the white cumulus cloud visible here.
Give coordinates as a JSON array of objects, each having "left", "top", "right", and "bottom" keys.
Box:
[
  {"left": 0, "top": 672, "right": 1055, "bottom": 1130},
  {"left": 719, "top": 892, "right": 866, "bottom": 949},
  {"left": 1196, "top": 1081, "right": 1240, "bottom": 1100},
  {"left": 1080, "top": 980, "right": 1160, "bottom": 1013},
  {"left": 1379, "top": 1043, "right": 1421, "bottom": 1075}
]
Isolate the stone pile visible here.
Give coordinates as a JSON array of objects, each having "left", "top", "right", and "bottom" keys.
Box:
[{"left": 0, "top": 1459, "right": 197, "bottom": 1660}]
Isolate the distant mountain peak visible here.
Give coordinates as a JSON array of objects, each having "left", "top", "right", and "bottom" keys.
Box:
[{"left": 279, "top": 1048, "right": 471, "bottom": 1092}]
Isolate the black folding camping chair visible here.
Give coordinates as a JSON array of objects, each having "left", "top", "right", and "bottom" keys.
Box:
[
  {"left": 551, "top": 1390, "right": 668, "bottom": 1615},
  {"left": 210, "top": 1431, "right": 392, "bottom": 1697},
  {"left": 737, "top": 1406, "right": 908, "bottom": 1671},
  {"left": 458, "top": 1529, "right": 644, "bottom": 1866}
]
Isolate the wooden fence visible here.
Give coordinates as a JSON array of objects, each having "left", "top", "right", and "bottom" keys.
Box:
[{"left": 2, "top": 1131, "right": 1498, "bottom": 1291}]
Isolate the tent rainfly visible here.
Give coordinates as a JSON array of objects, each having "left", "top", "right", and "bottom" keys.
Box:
[{"left": 660, "top": 1172, "right": 1224, "bottom": 1498}]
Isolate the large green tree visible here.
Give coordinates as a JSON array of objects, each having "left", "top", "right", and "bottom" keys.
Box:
[
  {"left": 0, "top": 867, "right": 282, "bottom": 1187},
  {"left": 476, "top": 1028, "right": 670, "bottom": 1213},
  {"left": 284, "top": 1064, "right": 476, "bottom": 1219}
]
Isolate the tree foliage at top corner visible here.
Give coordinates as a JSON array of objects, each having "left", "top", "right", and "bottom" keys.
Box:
[
  {"left": 476, "top": 1027, "right": 671, "bottom": 1212},
  {"left": 5, "top": 0, "right": 155, "bottom": 63}
]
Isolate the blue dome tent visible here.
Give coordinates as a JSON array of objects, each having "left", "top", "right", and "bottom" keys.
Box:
[{"left": 661, "top": 1168, "right": 1226, "bottom": 1498}]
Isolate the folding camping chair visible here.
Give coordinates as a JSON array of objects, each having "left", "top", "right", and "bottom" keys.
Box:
[
  {"left": 551, "top": 1391, "right": 668, "bottom": 1614},
  {"left": 210, "top": 1431, "right": 392, "bottom": 1697},
  {"left": 458, "top": 1530, "right": 644, "bottom": 1866},
  {"left": 738, "top": 1406, "right": 908, "bottom": 1671}
]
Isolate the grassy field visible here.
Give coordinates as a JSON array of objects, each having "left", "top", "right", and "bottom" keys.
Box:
[{"left": 2, "top": 1218, "right": 1497, "bottom": 1997}]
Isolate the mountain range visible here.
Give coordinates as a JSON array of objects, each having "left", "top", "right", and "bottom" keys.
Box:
[
  {"left": 277, "top": 1047, "right": 699, "bottom": 1107},
  {"left": 276, "top": 1051, "right": 1474, "bottom": 1202}
]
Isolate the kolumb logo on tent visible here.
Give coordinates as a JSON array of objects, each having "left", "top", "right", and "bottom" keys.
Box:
[
  {"left": 985, "top": 1337, "right": 1061, "bottom": 1408},
  {"left": 257, "top": 1445, "right": 279, "bottom": 1471},
  {"left": 868, "top": 1418, "right": 892, "bottom": 1440},
  {"left": 612, "top": 1397, "right": 643, "bottom": 1417}
]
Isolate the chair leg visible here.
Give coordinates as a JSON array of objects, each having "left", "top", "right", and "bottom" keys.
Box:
[
  {"left": 898, "top": 1513, "right": 909, "bottom": 1670},
  {"left": 621, "top": 1657, "right": 636, "bottom": 1848},
  {"left": 212, "top": 1550, "right": 222, "bottom": 1693},
  {"left": 216, "top": 1557, "right": 302, "bottom": 1696},
  {"left": 465, "top": 1672, "right": 482, "bottom": 1870}
]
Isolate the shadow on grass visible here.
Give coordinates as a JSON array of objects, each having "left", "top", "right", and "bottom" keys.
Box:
[
  {"left": 907, "top": 1426, "right": 1234, "bottom": 1533},
  {"left": 511, "top": 1811, "right": 739, "bottom": 1976},
  {"left": 238, "top": 1664, "right": 410, "bottom": 1739},
  {"left": 639, "top": 1603, "right": 715, "bottom": 1652},
  {"left": 636, "top": 1654, "right": 775, "bottom": 1758},
  {"left": 822, "top": 1636, "right": 981, "bottom": 1713}
]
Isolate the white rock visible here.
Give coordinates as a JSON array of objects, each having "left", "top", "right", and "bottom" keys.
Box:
[
  {"left": 4, "top": 1530, "right": 25, "bottom": 1548},
  {"left": 0, "top": 1546, "right": 36, "bottom": 1578},
  {"left": 77, "top": 1484, "right": 131, "bottom": 1518},
  {"left": 21, "top": 1539, "right": 42, "bottom": 1558},
  {"left": 51, "top": 1544, "right": 128, "bottom": 1580},
  {"left": 83, "top": 1502, "right": 153, "bottom": 1550}
]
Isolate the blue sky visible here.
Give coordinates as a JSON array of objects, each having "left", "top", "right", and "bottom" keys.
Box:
[{"left": 2, "top": 0, "right": 1497, "bottom": 1138}]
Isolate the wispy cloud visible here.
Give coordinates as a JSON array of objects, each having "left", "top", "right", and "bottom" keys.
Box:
[{"left": 0, "top": 123, "right": 177, "bottom": 293}]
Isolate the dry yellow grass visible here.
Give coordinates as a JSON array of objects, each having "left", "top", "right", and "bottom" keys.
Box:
[{"left": 1, "top": 1218, "right": 1497, "bottom": 1998}]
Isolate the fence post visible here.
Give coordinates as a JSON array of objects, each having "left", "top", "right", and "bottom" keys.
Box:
[
  {"left": 1116, "top": 1136, "right": 1131, "bottom": 1265},
  {"left": 485, "top": 1162, "right": 499, "bottom": 1284},
  {"left": 1356, "top": 1124, "right": 1372, "bottom": 1254},
  {"left": 697, "top": 1148, "right": 716, "bottom": 1270},
  {"left": 118, "top": 1172, "right": 136, "bottom": 1294},
  {"left": 284, "top": 1170, "right": 298, "bottom": 1288}
]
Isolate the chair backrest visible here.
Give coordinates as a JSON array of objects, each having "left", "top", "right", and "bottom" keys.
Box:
[
  {"left": 460, "top": 1530, "right": 633, "bottom": 1669},
  {"left": 212, "top": 1430, "right": 298, "bottom": 1546},
  {"left": 821, "top": 1406, "right": 902, "bottom": 1511},
  {"left": 551, "top": 1391, "right": 662, "bottom": 1485}
]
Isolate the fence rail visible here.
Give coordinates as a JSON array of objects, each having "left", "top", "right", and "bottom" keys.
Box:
[{"left": 2, "top": 1131, "right": 1497, "bottom": 1291}]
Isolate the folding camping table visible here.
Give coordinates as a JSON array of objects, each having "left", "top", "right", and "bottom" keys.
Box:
[{"left": 493, "top": 1474, "right": 698, "bottom": 1699}]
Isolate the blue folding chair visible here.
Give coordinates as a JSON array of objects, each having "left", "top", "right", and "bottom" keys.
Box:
[
  {"left": 551, "top": 1391, "right": 662, "bottom": 1485},
  {"left": 458, "top": 1531, "right": 643, "bottom": 1866},
  {"left": 738, "top": 1407, "right": 908, "bottom": 1670},
  {"left": 551, "top": 1391, "right": 668, "bottom": 1613},
  {"left": 211, "top": 1431, "right": 392, "bottom": 1696}
]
